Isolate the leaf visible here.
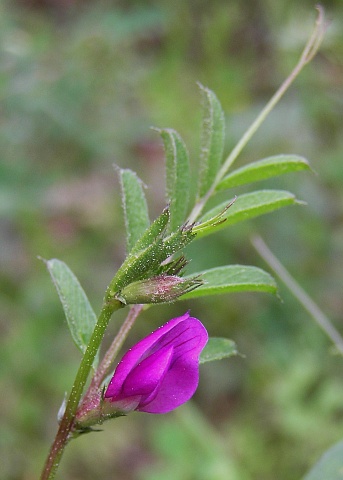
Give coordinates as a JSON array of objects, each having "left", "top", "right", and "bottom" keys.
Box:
[
  {"left": 197, "top": 190, "right": 300, "bottom": 237},
  {"left": 44, "top": 258, "right": 97, "bottom": 359},
  {"left": 181, "top": 265, "right": 277, "bottom": 299},
  {"left": 216, "top": 154, "right": 311, "bottom": 190},
  {"left": 198, "top": 84, "right": 226, "bottom": 197},
  {"left": 119, "top": 168, "right": 150, "bottom": 253},
  {"left": 200, "top": 337, "right": 238, "bottom": 364},
  {"left": 302, "top": 440, "right": 343, "bottom": 480},
  {"left": 157, "top": 128, "right": 190, "bottom": 231}
]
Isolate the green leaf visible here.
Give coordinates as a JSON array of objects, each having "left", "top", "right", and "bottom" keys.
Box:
[
  {"left": 198, "top": 84, "right": 225, "bottom": 197},
  {"left": 119, "top": 168, "right": 150, "bottom": 253},
  {"left": 157, "top": 128, "right": 190, "bottom": 231},
  {"left": 181, "top": 265, "right": 277, "bottom": 299},
  {"left": 44, "top": 258, "right": 97, "bottom": 359},
  {"left": 197, "top": 190, "right": 300, "bottom": 237},
  {"left": 302, "top": 440, "right": 343, "bottom": 480},
  {"left": 216, "top": 154, "right": 311, "bottom": 190},
  {"left": 200, "top": 337, "right": 238, "bottom": 364}
]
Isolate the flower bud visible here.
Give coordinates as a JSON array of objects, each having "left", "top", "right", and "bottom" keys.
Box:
[{"left": 116, "top": 275, "right": 202, "bottom": 305}]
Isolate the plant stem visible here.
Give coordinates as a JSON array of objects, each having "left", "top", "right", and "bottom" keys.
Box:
[
  {"left": 187, "top": 6, "right": 326, "bottom": 224},
  {"left": 252, "top": 235, "right": 343, "bottom": 356},
  {"left": 40, "top": 300, "right": 123, "bottom": 480}
]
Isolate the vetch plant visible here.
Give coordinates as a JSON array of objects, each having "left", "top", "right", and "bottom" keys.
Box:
[{"left": 39, "top": 8, "right": 327, "bottom": 479}]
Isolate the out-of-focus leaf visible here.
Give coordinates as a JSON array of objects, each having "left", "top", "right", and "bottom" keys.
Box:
[
  {"left": 181, "top": 265, "right": 277, "bottom": 299},
  {"left": 157, "top": 128, "right": 190, "bottom": 231},
  {"left": 197, "top": 190, "right": 300, "bottom": 237},
  {"left": 216, "top": 154, "right": 311, "bottom": 190},
  {"left": 200, "top": 337, "right": 238, "bottom": 364},
  {"left": 198, "top": 84, "right": 225, "bottom": 197},
  {"left": 119, "top": 168, "right": 150, "bottom": 253},
  {"left": 302, "top": 440, "right": 343, "bottom": 480},
  {"left": 44, "top": 259, "right": 97, "bottom": 361}
]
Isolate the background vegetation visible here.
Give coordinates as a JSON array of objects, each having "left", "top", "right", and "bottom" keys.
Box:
[{"left": 1, "top": 1, "right": 343, "bottom": 479}]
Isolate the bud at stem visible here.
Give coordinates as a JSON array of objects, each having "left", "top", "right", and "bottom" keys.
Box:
[{"left": 115, "top": 275, "right": 203, "bottom": 305}]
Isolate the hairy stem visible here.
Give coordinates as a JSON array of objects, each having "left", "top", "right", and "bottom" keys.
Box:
[
  {"left": 187, "top": 7, "right": 326, "bottom": 224},
  {"left": 89, "top": 304, "right": 144, "bottom": 391},
  {"left": 252, "top": 235, "right": 343, "bottom": 356},
  {"left": 40, "top": 300, "right": 123, "bottom": 480}
]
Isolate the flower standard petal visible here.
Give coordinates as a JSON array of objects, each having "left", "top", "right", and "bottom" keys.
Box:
[
  {"left": 105, "top": 312, "right": 191, "bottom": 399},
  {"left": 137, "top": 362, "right": 199, "bottom": 413},
  {"left": 137, "top": 320, "right": 208, "bottom": 413},
  {"left": 104, "top": 312, "right": 208, "bottom": 414},
  {"left": 122, "top": 346, "right": 174, "bottom": 396},
  {"left": 146, "top": 318, "right": 208, "bottom": 360}
]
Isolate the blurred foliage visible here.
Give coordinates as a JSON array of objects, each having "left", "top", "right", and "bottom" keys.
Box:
[{"left": 1, "top": 0, "right": 343, "bottom": 479}]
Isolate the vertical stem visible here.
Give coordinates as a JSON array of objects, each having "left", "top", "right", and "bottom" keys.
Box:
[
  {"left": 90, "top": 304, "right": 144, "bottom": 390},
  {"left": 40, "top": 301, "right": 123, "bottom": 480},
  {"left": 252, "top": 235, "right": 343, "bottom": 356},
  {"left": 215, "top": 6, "right": 325, "bottom": 182},
  {"left": 187, "top": 7, "right": 326, "bottom": 224}
]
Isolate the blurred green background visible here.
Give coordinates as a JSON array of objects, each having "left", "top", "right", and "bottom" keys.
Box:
[{"left": 1, "top": 1, "right": 343, "bottom": 479}]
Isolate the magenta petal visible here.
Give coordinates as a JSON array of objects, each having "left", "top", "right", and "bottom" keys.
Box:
[
  {"left": 105, "top": 312, "right": 191, "bottom": 399},
  {"left": 122, "top": 346, "right": 173, "bottom": 396},
  {"left": 104, "top": 312, "right": 208, "bottom": 414},
  {"left": 137, "top": 361, "right": 199, "bottom": 413},
  {"left": 137, "top": 323, "right": 207, "bottom": 413}
]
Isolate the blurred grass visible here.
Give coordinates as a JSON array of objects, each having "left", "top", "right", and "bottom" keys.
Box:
[{"left": 1, "top": 1, "right": 343, "bottom": 479}]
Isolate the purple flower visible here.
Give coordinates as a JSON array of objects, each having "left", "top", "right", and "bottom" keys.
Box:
[{"left": 104, "top": 312, "right": 208, "bottom": 414}]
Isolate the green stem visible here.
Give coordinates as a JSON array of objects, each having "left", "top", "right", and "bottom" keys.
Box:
[
  {"left": 40, "top": 300, "right": 123, "bottom": 480},
  {"left": 252, "top": 235, "right": 343, "bottom": 356},
  {"left": 187, "top": 6, "right": 326, "bottom": 224},
  {"left": 89, "top": 304, "right": 144, "bottom": 390}
]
